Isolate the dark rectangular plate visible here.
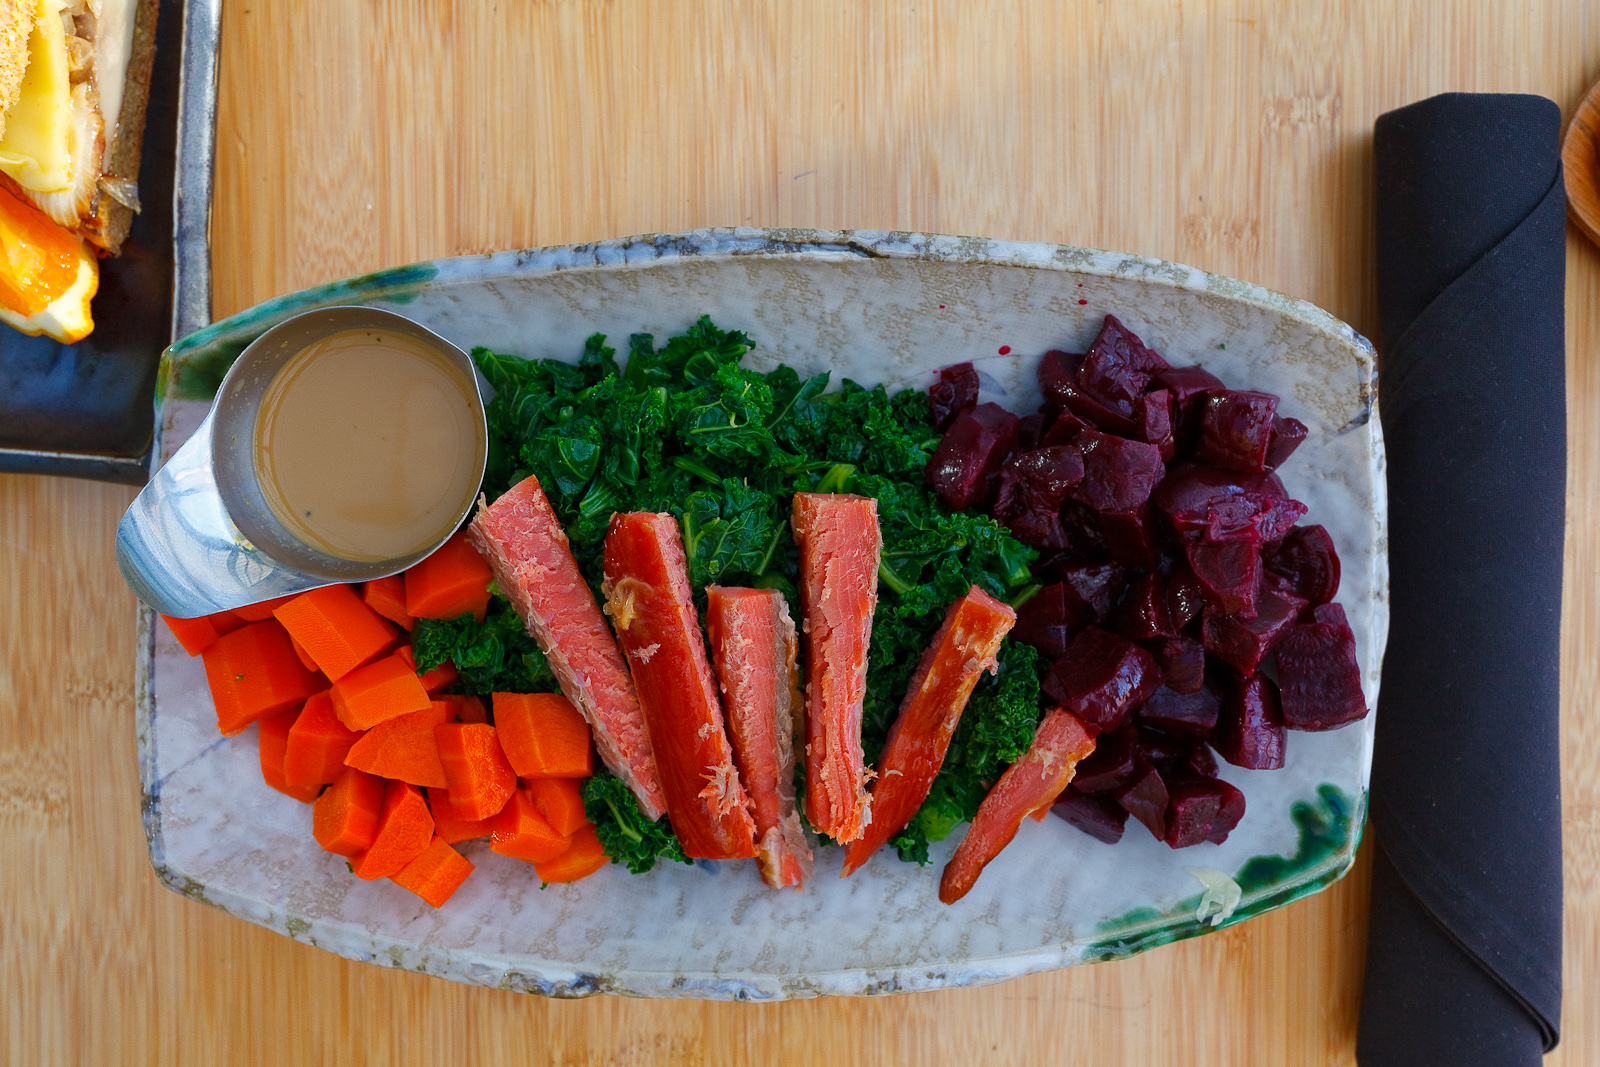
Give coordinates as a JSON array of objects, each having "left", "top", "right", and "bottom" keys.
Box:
[{"left": 0, "top": 0, "right": 186, "bottom": 484}]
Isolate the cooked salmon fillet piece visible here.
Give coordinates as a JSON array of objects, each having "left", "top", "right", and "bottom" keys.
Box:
[
  {"left": 938, "top": 704, "right": 1096, "bottom": 904},
  {"left": 603, "top": 513, "right": 757, "bottom": 860},
  {"left": 841, "top": 585, "right": 1015, "bottom": 877},
  {"left": 791, "top": 492, "right": 881, "bottom": 844},
  {"left": 706, "top": 586, "right": 813, "bottom": 888},
  {"left": 466, "top": 476, "right": 667, "bottom": 820}
]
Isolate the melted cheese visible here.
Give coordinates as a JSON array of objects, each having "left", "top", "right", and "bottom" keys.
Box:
[{"left": 0, "top": 0, "right": 72, "bottom": 193}]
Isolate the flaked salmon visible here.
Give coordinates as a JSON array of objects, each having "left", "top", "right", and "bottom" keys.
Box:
[
  {"left": 706, "top": 586, "right": 813, "bottom": 888},
  {"left": 791, "top": 492, "right": 881, "bottom": 844},
  {"left": 466, "top": 476, "right": 668, "bottom": 820},
  {"left": 603, "top": 513, "right": 757, "bottom": 860},
  {"left": 841, "top": 585, "right": 1016, "bottom": 877},
  {"left": 938, "top": 705, "right": 1096, "bottom": 904}
]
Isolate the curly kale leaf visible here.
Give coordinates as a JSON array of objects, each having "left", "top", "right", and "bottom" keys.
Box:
[
  {"left": 582, "top": 772, "right": 694, "bottom": 874},
  {"left": 410, "top": 601, "right": 557, "bottom": 696}
]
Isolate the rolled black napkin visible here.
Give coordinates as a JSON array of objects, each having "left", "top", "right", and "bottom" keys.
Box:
[{"left": 1359, "top": 93, "right": 1565, "bottom": 1065}]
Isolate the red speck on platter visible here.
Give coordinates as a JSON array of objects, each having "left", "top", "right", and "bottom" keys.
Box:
[
  {"left": 998, "top": 345, "right": 1011, "bottom": 355},
  {"left": 1079, "top": 299, "right": 1088, "bottom": 305}
]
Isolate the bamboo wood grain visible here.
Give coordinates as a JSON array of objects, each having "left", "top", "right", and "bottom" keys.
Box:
[{"left": 4, "top": 1, "right": 1598, "bottom": 1064}]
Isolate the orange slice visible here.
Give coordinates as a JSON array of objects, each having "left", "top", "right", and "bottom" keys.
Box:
[{"left": 0, "top": 178, "right": 95, "bottom": 342}]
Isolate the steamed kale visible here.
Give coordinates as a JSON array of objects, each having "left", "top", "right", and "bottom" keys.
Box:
[
  {"left": 410, "top": 599, "right": 556, "bottom": 695},
  {"left": 581, "top": 772, "right": 693, "bottom": 874}
]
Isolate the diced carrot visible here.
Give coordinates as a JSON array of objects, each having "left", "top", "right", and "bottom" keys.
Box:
[
  {"left": 162, "top": 611, "right": 244, "bottom": 656},
  {"left": 289, "top": 635, "right": 320, "bottom": 673},
  {"left": 526, "top": 777, "right": 589, "bottom": 837},
  {"left": 490, "top": 789, "right": 571, "bottom": 863},
  {"left": 434, "top": 723, "right": 517, "bottom": 820},
  {"left": 330, "top": 652, "right": 433, "bottom": 731},
  {"left": 405, "top": 532, "right": 493, "bottom": 622},
  {"left": 272, "top": 584, "right": 397, "bottom": 681},
  {"left": 391, "top": 836, "right": 474, "bottom": 907},
  {"left": 201, "top": 620, "right": 323, "bottom": 735},
  {"left": 283, "top": 690, "right": 363, "bottom": 790},
  {"left": 427, "top": 787, "right": 496, "bottom": 843},
  {"left": 792, "top": 493, "right": 882, "bottom": 844},
  {"left": 842, "top": 586, "right": 1016, "bottom": 877},
  {"left": 312, "top": 766, "right": 385, "bottom": 856},
  {"left": 363, "top": 574, "right": 415, "bottom": 630},
  {"left": 534, "top": 824, "right": 607, "bottom": 883},
  {"left": 602, "top": 512, "right": 756, "bottom": 860},
  {"left": 343, "top": 700, "right": 454, "bottom": 788},
  {"left": 233, "top": 594, "right": 298, "bottom": 622},
  {"left": 350, "top": 780, "right": 436, "bottom": 879},
  {"left": 493, "top": 692, "right": 594, "bottom": 779},
  {"left": 395, "top": 644, "right": 458, "bottom": 694},
  {"left": 442, "top": 694, "right": 488, "bottom": 724},
  {"left": 257, "top": 706, "right": 321, "bottom": 803}
]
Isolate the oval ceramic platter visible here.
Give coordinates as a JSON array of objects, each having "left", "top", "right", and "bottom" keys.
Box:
[{"left": 138, "top": 228, "right": 1387, "bottom": 1000}]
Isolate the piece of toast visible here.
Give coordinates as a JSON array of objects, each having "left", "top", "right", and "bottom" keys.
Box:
[{"left": 84, "top": 0, "right": 160, "bottom": 254}]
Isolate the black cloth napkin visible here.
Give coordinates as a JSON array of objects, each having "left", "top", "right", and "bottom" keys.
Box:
[{"left": 1359, "top": 93, "right": 1565, "bottom": 1065}]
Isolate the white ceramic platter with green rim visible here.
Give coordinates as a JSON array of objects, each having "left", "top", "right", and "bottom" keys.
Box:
[{"left": 138, "top": 228, "right": 1387, "bottom": 1000}]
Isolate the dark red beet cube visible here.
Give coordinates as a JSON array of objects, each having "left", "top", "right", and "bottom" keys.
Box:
[
  {"left": 1184, "top": 743, "right": 1219, "bottom": 778},
  {"left": 1073, "top": 430, "right": 1165, "bottom": 513},
  {"left": 1153, "top": 462, "right": 1307, "bottom": 543},
  {"left": 1076, "top": 315, "right": 1170, "bottom": 418},
  {"left": 1276, "top": 616, "right": 1367, "bottom": 731},
  {"left": 993, "top": 446, "right": 1085, "bottom": 548},
  {"left": 1049, "top": 626, "right": 1163, "bottom": 733},
  {"left": 1195, "top": 389, "right": 1279, "bottom": 472},
  {"left": 1041, "top": 409, "right": 1093, "bottom": 446},
  {"left": 1312, "top": 602, "right": 1348, "bottom": 627},
  {"left": 1206, "top": 779, "right": 1246, "bottom": 843},
  {"left": 1152, "top": 364, "right": 1226, "bottom": 440},
  {"left": 1137, "top": 684, "right": 1220, "bottom": 739},
  {"left": 1164, "top": 778, "right": 1228, "bottom": 848},
  {"left": 1114, "top": 762, "right": 1170, "bottom": 841},
  {"left": 1053, "top": 786, "right": 1128, "bottom": 844},
  {"left": 1135, "top": 725, "right": 1192, "bottom": 769},
  {"left": 1265, "top": 415, "right": 1308, "bottom": 469},
  {"left": 1013, "top": 581, "right": 1096, "bottom": 659},
  {"left": 926, "top": 402, "right": 1019, "bottom": 511},
  {"left": 1155, "top": 636, "right": 1206, "bottom": 693},
  {"left": 1038, "top": 350, "right": 1140, "bottom": 436},
  {"left": 1185, "top": 537, "right": 1263, "bottom": 618},
  {"left": 1201, "top": 586, "right": 1308, "bottom": 675},
  {"left": 1101, "top": 504, "right": 1164, "bottom": 571},
  {"left": 1056, "top": 561, "right": 1133, "bottom": 619},
  {"left": 1070, "top": 724, "right": 1141, "bottom": 792},
  {"left": 1017, "top": 412, "right": 1048, "bottom": 451},
  {"left": 1137, "top": 389, "right": 1177, "bottom": 461},
  {"left": 928, "top": 362, "right": 980, "bottom": 430},
  {"left": 1114, "top": 573, "right": 1176, "bottom": 641},
  {"left": 1166, "top": 566, "right": 1207, "bottom": 632},
  {"left": 1215, "top": 672, "right": 1287, "bottom": 770},
  {"left": 1264, "top": 524, "right": 1341, "bottom": 606}
]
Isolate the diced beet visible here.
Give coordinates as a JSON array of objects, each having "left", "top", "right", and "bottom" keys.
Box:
[
  {"left": 1153, "top": 462, "right": 1307, "bottom": 543},
  {"left": 1155, "top": 636, "right": 1206, "bottom": 693},
  {"left": 1070, "top": 723, "right": 1140, "bottom": 792},
  {"left": 1017, "top": 412, "right": 1048, "bottom": 451},
  {"left": 1312, "top": 602, "right": 1347, "bottom": 627},
  {"left": 926, "top": 402, "right": 1019, "bottom": 511},
  {"left": 1114, "top": 762, "right": 1169, "bottom": 840},
  {"left": 928, "top": 362, "right": 980, "bottom": 431},
  {"left": 1137, "top": 684, "right": 1220, "bottom": 738},
  {"left": 1184, "top": 744, "right": 1219, "bottom": 778},
  {"left": 1136, "top": 389, "right": 1177, "bottom": 461},
  {"left": 1276, "top": 616, "right": 1367, "bottom": 731},
  {"left": 1265, "top": 416, "right": 1308, "bottom": 469},
  {"left": 1165, "top": 566, "right": 1207, "bottom": 632},
  {"left": 1136, "top": 725, "right": 1191, "bottom": 768},
  {"left": 993, "top": 446, "right": 1085, "bottom": 548},
  {"left": 1185, "top": 537, "right": 1262, "bottom": 618},
  {"left": 1073, "top": 430, "right": 1165, "bottom": 513},
  {"left": 1164, "top": 778, "right": 1227, "bottom": 848},
  {"left": 1053, "top": 786, "right": 1128, "bottom": 844},
  {"left": 1041, "top": 409, "right": 1093, "bottom": 446},
  {"left": 1215, "top": 672, "right": 1287, "bottom": 770},
  {"left": 1201, "top": 586, "right": 1308, "bottom": 675},
  {"left": 1057, "top": 561, "right": 1133, "bottom": 619},
  {"left": 1206, "top": 779, "right": 1246, "bottom": 843},
  {"left": 1038, "top": 350, "right": 1139, "bottom": 436},
  {"left": 1195, "top": 390, "right": 1279, "bottom": 473},
  {"left": 1113, "top": 573, "right": 1176, "bottom": 641},
  {"left": 1049, "top": 626, "right": 1163, "bottom": 733},
  {"left": 1050, "top": 501, "right": 1110, "bottom": 562},
  {"left": 1076, "top": 315, "right": 1170, "bottom": 418},
  {"left": 1013, "top": 581, "right": 1096, "bottom": 659},
  {"left": 1152, "top": 364, "right": 1226, "bottom": 443},
  {"left": 1100, "top": 504, "right": 1164, "bottom": 571},
  {"left": 1264, "top": 524, "right": 1341, "bottom": 606}
]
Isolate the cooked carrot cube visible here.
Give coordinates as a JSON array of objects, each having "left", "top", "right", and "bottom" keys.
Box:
[
  {"left": 283, "top": 690, "right": 363, "bottom": 790},
  {"left": 363, "top": 574, "right": 415, "bottom": 630},
  {"left": 201, "top": 620, "right": 323, "bottom": 735},
  {"left": 343, "top": 701, "right": 454, "bottom": 788},
  {"left": 434, "top": 723, "right": 517, "bottom": 821},
  {"left": 534, "top": 825, "right": 607, "bottom": 883},
  {"left": 427, "top": 787, "right": 497, "bottom": 843},
  {"left": 257, "top": 706, "right": 321, "bottom": 803},
  {"left": 396, "top": 645, "right": 458, "bottom": 694},
  {"left": 162, "top": 611, "right": 244, "bottom": 656},
  {"left": 273, "top": 584, "right": 397, "bottom": 681},
  {"left": 405, "top": 532, "right": 493, "bottom": 622},
  {"left": 313, "top": 766, "right": 385, "bottom": 856},
  {"left": 527, "top": 777, "right": 589, "bottom": 837},
  {"left": 232, "top": 594, "right": 298, "bottom": 622},
  {"left": 493, "top": 692, "right": 594, "bottom": 779},
  {"left": 350, "top": 780, "right": 435, "bottom": 880},
  {"left": 490, "top": 789, "right": 571, "bottom": 863},
  {"left": 330, "top": 652, "right": 433, "bottom": 731},
  {"left": 392, "top": 836, "right": 474, "bottom": 907}
]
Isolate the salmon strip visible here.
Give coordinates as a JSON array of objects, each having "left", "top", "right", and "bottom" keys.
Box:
[
  {"left": 841, "top": 585, "right": 1016, "bottom": 877},
  {"left": 466, "top": 476, "right": 667, "bottom": 820},
  {"left": 603, "top": 513, "right": 757, "bottom": 860},
  {"left": 938, "top": 705, "right": 1096, "bottom": 904},
  {"left": 792, "top": 492, "right": 882, "bottom": 844},
  {"left": 706, "top": 586, "right": 813, "bottom": 888}
]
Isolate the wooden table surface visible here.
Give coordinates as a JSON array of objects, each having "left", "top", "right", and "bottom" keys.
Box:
[{"left": 5, "top": 2, "right": 1599, "bottom": 1063}]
